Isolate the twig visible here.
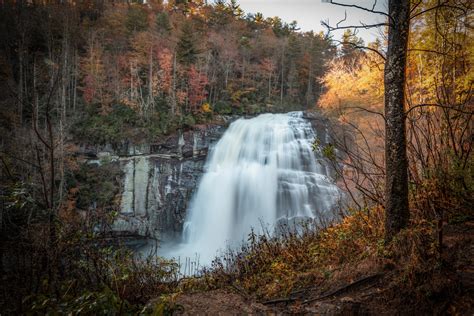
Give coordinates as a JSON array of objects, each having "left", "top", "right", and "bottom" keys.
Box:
[
  {"left": 408, "top": 48, "right": 451, "bottom": 56},
  {"left": 344, "top": 106, "right": 386, "bottom": 120},
  {"left": 405, "top": 103, "right": 474, "bottom": 116}
]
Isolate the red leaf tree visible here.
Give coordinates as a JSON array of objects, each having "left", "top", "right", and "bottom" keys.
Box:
[{"left": 188, "top": 65, "right": 208, "bottom": 112}]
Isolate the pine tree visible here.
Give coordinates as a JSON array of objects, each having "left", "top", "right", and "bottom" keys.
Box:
[
  {"left": 126, "top": 7, "right": 148, "bottom": 34},
  {"left": 340, "top": 29, "right": 364, "bottom": 65},
  {"left": 177, "top": 21, "right": 199, "bottom": 65},
  {"left": 156, "top": 12, "right": 172, "bottom": 35}
]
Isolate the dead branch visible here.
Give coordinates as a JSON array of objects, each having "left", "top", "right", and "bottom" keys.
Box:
[
  {"left": 302, "top": 273, "right": 383, "bottom": 304},
  {"left": 328, "top": 0, "right": 392, "bottom": 20},
  {"left": 322, "top": 20, "right": 388, "bottom": 32}
]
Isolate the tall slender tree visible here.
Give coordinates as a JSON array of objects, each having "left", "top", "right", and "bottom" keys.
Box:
[
  {"left": 177, "top": 21, "right": 199, "bottom": 65},
  {"left": 383, "top": 0, "right": 410, "bottom": 241}
]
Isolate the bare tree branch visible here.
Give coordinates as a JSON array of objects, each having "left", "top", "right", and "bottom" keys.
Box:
[
  {"left": 406, "top": 103, "right": 474, "bottom": 116},
  {"left": 408, "top": 48, "right": 451, "bottom": 56},
  {"left": 410, "top": 0, "right": 423, "bottom": 14},
  {"left": 328, "top": 0, "right": 392, "bottom": 21},
  {"left": 344, "top": 106, "right": 386, "bottom": 120},
  {"left": 322, "top": 20, "right": 388, "bottom": 32}
]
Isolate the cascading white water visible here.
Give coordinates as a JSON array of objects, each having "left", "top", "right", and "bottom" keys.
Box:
[{"left": 162, "top": 111, "right": 340, "bottom": 266}]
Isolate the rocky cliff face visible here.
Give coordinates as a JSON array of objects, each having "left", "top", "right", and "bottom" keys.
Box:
[
  {"left": 79, "top": 124, "right": 226, "bottom": 242},
  {"left": 120, "top": 124, "right": 225, "bottom": 241}
]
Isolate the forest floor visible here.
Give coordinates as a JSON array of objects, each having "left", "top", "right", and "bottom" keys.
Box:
[{"left": 173, "top": 220, "right": 473, "bottom": 315}]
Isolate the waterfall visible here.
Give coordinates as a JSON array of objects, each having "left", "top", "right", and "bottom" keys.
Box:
[{"left": 162, "top": 111, "right": 340, "bottom": 265}]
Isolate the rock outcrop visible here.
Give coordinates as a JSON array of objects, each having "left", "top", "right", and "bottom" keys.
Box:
[
  {"left": 76, "top": 124, "right": 226, "bottom": 242},
  {"left": 113, "top": 125, "right": 226, "bottom": 241}
]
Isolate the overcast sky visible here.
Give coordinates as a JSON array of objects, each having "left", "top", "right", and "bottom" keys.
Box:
[{"left": 236, "top": 0, "right": 388, "bottom": 44}]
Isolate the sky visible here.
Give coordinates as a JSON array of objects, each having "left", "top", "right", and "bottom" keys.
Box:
[{"left": 236, "top": 0, "right": 388, "bottom": 44}]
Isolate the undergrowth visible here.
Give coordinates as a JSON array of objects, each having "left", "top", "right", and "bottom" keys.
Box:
[
  {"left": 200, "top": 206, "right": 449, "bottom": 302},
  {"left": 13, "top": 201, "right": 469, "bottom": 314}
]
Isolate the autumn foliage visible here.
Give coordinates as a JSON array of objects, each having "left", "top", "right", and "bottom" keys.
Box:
[{"left": 318, "top": 4, "right": 473, "bottom": 219}]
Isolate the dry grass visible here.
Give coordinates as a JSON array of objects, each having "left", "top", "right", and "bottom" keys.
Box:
[
  {"left": 202, "top": 207, "right": 388, "bottom": 299},
  {"left": 197, "top": 202, "right": 461, "bottom": 307}
]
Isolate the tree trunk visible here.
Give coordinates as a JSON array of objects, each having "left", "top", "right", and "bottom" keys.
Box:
[
  {"left": 171, "top": 53, "right": 177, "bottom": 116},
  {"left": 384, "top": 0, "right": 410, "bottom": 241},
  {"left": 18, "top": 35, "right": 24, "bottom": 125},
  {"left": 306, "top": 55, "right": 313, "bottom": 107},
  {"left": 241, "top": 56, "right": 246, "bottom": 89},
  {"left": 268, "top": 72, "right": 272, "bottom": 98},
  {"left": 280, "top": 46, "right": 284, "bottom": 105},
  {"left": 148, "top": 44, "right": 153, "bottom": 117},
  {"left": 72, "top": 48, "right": 77, "bottom": 112}
]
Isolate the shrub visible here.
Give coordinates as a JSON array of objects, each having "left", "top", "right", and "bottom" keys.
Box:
[
  {"left": 213, "top": 100, "right": 232, "bottom": 115},
  {"left": 71, "top": 160, "right": 122, "bottom": 210},
  {"left": 72, "top": 103, "right": 140, "bottom": 145},
  {"left": 183, "top": 114, "right": 196, "bottom": 128}
]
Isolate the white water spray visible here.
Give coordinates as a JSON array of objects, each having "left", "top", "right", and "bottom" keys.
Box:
[{"left": 163, "top": 111, "right": 340, "bottom": 266}]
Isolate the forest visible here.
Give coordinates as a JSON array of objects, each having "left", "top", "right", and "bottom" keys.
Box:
[{"left": 0, "top": 0, "right": 472, "bottom": 314}]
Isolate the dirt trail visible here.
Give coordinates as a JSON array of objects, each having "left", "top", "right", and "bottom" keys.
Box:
[{"left": 175, "top": 289, "right": 269, "bottom": 315}]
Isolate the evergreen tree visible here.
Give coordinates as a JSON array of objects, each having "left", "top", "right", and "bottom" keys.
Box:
[
  {"left": 177, "top": 21, "right": 199, "bottom": 65},
  {"left": 126, "top": 7, "right": 148, "bottom": 34},
  {"left": 340, "top": 29, "right": 364, "bottom": 65},
  {"left": 156, "top": 12, "right": 172, "bottom": 35}
]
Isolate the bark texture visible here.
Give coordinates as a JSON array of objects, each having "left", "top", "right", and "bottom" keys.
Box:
[{"left": 384, "top": 0, "right": 410, "bottom": 241}]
